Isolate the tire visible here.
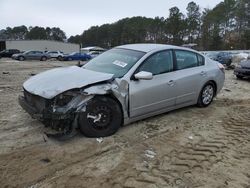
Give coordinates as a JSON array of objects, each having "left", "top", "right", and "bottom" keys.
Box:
[
  {"left": 57, "top": 56, "right": 63, "bottom": 61},
  {"left": 197, "top": 82, "right": 215, "bottom": 107},
  {"left": 236, "top": 75, "right": 244, "bottom": 79},
  {"left": 41, "top": 56, "right": 47, "bottom": 61},
  {"left": 18, "top": 56, "right": 25, "bottom": 61},
  {"left": 68, "top": 57, "right": 72, "bottom": 61},
  {"left": 226, "top": 59, "right": 232, "bottom": 66},
  {"left": 78, "top": 96, "right": 123, "bottom": 137}
]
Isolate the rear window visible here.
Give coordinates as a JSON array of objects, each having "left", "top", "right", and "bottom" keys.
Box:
[
  {"left": 175, "top": 50, "right": 198, "bottom": 70},
  {"left": 197, "top": 54, "right": 205, "bottom": 66}
]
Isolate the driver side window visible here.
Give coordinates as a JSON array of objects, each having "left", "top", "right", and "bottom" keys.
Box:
[{"left": 139, "top": 50, "right": 173, "bottom": 75}]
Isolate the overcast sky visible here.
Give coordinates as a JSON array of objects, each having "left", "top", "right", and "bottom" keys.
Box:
[{"left": 0, "top": 0, "right": 222, "bottom": 37}]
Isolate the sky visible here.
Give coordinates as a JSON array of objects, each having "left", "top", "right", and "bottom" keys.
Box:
[{"left": 0, "top": 0, "right": 222, "bottom": 37}]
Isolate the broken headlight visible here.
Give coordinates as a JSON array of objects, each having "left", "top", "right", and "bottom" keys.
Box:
[{"left": 54, "top": 91, "right": 78, "bottom": 107}]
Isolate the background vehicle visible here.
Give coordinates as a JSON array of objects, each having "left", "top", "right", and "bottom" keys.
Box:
[
  {"left": 87, "top": 51, "right": 103, "bottom": 58},
  {"left": 12, "top": 50, "right": 50, "bottom": 61},
  {"left": 46, "top": 51, "right": 64, "bottom": 60},
  {"left": 63, "top": 52, "right": 91, "bottom": 61},
  {"left": 81, "top": 46, "right": 105, "bottom": 54},
  {"left": 206, "top": 52, "right": 232, "bottom": 66},
  {"left": 19, "top": 44, "right": 225, "bottom": 138},
  {"left": 0, "top": 49, "right": 20, "bottom": 58},
  {"left": 234, "top": 60, "right": 250, "bottom": 79}
]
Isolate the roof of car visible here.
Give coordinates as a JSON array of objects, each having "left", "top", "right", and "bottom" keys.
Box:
[{"left": 116, "top": 43, "right": 191, "bottom": 53}]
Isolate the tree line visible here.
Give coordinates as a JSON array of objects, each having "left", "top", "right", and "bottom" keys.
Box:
[
  {"left": 0, "top": 0, "right": 249, "bottom": 50},
  {"left": 68, "top": 0, "right": 249, "bottom": 50},
  {"left": 0, "top": 26, "right": 67, "bottom": 42}
]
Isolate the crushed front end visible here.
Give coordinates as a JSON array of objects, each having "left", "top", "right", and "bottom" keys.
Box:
[{"left": 18, "top": 89, "right": 93, "bottom": 139}]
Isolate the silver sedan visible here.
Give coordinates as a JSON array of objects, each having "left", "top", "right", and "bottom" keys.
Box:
[{"left": 19, "top": 44, "right": 225, "bottom": 138}]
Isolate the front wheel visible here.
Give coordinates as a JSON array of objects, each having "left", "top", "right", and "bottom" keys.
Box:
[
  {"left": 78, "top": 96, "right": 122, "bottom": 137},
  {"left": 41, "top": 56, "right": 47, "bottom": 61},
  {"left": 18, "top": 56, "right": 25, "bottom": 61},
  {"left": 57, "top": 56, "right": 63, "bottom": 61},
  {"left": 197, "top": 82, "right": 215, "bottom": 107}
]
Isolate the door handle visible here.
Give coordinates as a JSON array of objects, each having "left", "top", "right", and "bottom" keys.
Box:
[
  {"left": 167, "top": 80, "right": 175, "bottom": 86},
  {"left": 200, "top": 71, "right": 207, "bottom": 76}
]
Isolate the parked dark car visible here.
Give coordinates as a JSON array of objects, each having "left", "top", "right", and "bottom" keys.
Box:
[
  {"left": 206, "top": 52, "right": 232, "bottom": 66},
  {"left": 234, "top": 60, "right": 250, "bottom": 79},
  {"left": 0, "top": 49, "right": 20, "bottom": 58},
  {"left": 12, "top": 50, "right": 50, "bottom": 61},
  {"left": 63, "top": 52, "right": 91, "bottom": 61}
]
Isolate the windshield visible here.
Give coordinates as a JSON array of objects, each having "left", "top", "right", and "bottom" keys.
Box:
[
  {"left": 83, "top": 48, "right": 145, "bottom": 78},
  {"left": 24, "top": 51, "right": 31, "bottom": 54},
  {"left": 69, "top": 52, "right": 77, "bottom": 55}
]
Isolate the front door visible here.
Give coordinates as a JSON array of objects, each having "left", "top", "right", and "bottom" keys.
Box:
[{"left": 129, "top": 50, "right": 177, "bottom": 117}]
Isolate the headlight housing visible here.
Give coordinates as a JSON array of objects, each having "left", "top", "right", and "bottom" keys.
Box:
[{"left": 54, "top": 91, "right": 78, "bottom": 107}]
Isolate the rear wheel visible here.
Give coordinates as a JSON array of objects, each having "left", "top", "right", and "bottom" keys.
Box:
[
  {"left": 197, "top": 82, "right": 215, "bottom": 107},
  {"left": 78, "top": 96, "right": 122, "bottom": 137}
]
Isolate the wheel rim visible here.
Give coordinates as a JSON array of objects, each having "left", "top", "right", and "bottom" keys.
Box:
[
  {"left": 202, "top": 85, "right": 214, "bottom": 105},
  {"left": 87, "top": 105, "right": 112, "bottom": 130}
]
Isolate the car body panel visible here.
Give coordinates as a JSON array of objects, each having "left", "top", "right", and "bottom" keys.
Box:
[
  {"left": 23, "top": 66, "right": 114, "bottom": 99},
  {"left": 0, "top": 49, "right": 20, "bottom": 58},
  {"left": 129, "top": 72, "right": 176, "bottom": 117},
  {"left": 87, "top": 51, "right": 103, "bottom": 58},
  {"left": 175, "top": 62, "right": 215, "bottom": 105},
  {"left": 19, "top": 44, "right": 225, "bottom": 136},
  {"left": 63, "top": 52, "right": 91, "bottom": 61},
  {"left": 46, "top": 51, "right": 64, "bottom": 58},
  {"left": 12, "top": 51, "right": 50, "bottom": 60}
]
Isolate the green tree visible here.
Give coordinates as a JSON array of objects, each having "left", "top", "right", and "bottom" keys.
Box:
[
  {"left": 166, "top": 7, "right": 187, "bottom": 45},
  {"left": 186, "top": 2, "right": 201, "bottom": 43},
  {"left": 25, "top": 26, "right": 48, "bottom": 40}
]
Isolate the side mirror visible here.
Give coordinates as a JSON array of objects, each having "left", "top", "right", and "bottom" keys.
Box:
[{"left": 134, "top": 71, "right": 153, "bottom": 80}]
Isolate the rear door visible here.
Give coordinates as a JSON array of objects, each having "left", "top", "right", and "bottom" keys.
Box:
[
  {"left": 129, "top": 50, "right": 177, "bottom": 117},
  {"left": 25, "top": 51, "right": 35, "bottom": 60},
  {"left": 34, "top": 51, "right": 43, "bottom": 60},
  {"left": 173, "top": 50, "right": 207, "bottom": 105}
]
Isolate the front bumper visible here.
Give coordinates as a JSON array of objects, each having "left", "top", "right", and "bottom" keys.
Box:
[
  {"left": 18, "top": 95, "right": 72, "bottom": 120},
  {"left": 234, "top": 67, "right": 250, "bottom": 77},
  {"left": 18, "top": 95, "right": 41, "bottom": 118}
]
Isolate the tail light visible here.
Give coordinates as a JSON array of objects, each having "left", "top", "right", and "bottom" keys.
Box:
[{"left": 217, "top": 63, "right": 225, "bottom": 73}]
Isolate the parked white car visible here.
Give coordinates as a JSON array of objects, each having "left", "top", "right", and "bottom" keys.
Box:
[
  {"left": 87, "top": 51, "right": 103, "bottom": 58},
  {"left": 46, "top": 51, "right": 64, "bottom": 60}
]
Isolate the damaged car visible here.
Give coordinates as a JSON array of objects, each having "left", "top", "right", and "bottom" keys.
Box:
[{"left": 19, "top": 44, "right": 225, "bottom": 138}]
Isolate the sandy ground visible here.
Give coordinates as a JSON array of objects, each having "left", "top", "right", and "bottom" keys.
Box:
[{"left": 0, "top": 58, "right": 250, "bottom": 188}]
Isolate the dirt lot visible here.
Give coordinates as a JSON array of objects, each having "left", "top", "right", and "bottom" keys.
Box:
[{"left": 0, "top": 58, "right": 250, "bottom": 188}]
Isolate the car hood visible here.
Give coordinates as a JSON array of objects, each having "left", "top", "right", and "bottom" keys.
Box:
[
  {"left": 240, "top": 60, "right": 250, "bottom": 68},
  {"left": 23, "top": 66, "right": 114, "bottom": 99}
]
